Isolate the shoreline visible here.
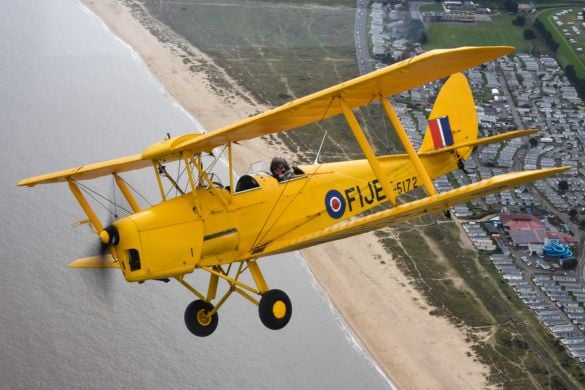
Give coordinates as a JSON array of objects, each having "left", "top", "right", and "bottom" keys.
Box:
[{"left": 81, "top": 1, "right": 491, "bottom": 388}]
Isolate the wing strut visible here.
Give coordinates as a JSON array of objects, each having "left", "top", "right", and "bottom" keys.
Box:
[
  {"left": 228, "top": 143, "right": 235, "bottom": 193},
  {"left": 113, "top": 174, "right": 141, "bottom": 213},
  {"left": 67, "top": 179, "right": 104, "bottom": 234},
  {"left": 339, "top": 97, "right": 397, "bottom": 205},
  {"left": 380, "top": 96, "right": 437, "bottom": 197}
]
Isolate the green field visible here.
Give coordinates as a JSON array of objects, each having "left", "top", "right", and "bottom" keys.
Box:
[
  {"left": 538, "top": 7, "right": 585, "bottom": 77},
  {"left": 424, "top": 14, "right": 533, "bottom": 51},
  {"left": 533, "top": 0, "right": 585, "bottom": 5},
  {"left": 419, "top": 3, "right": 444, "bottom": 13}
]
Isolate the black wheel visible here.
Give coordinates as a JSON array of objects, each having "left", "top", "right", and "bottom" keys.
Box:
[
  {"left": 184, "top": 300, "right": 218, "bottom": 337},
  {"left": 258, "top": 289, "right": 292, "bottom": 330}
]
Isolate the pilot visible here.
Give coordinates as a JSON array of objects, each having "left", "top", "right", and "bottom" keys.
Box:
[{"left": 270, "top": 157, "right": 293, "bottom": 182}]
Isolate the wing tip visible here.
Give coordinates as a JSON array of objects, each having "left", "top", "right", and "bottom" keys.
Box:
[
  {"left": 16, "top": 179, "right": 33, "bottom": 187},
  {"left": 17, "top": 176, "right": 64, "bottom": 187},
  {"left": 553, "top": 166, "right": 573, "bottom": 175},
  {"left": 426, "top": 45, "right": 515, "bottom": 56}
]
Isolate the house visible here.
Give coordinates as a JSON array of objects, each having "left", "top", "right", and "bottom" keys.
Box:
[{"left": 500, "top": 213, "right": 546, "bottom": 247}]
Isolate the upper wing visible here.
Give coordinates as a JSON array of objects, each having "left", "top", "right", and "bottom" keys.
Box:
[
  {"left": 19, "top": 46, "right": 513, "bottom": 187},
  {"left": 17, "top": 134, "right": 199, "bottom": 187},
  {"left": 249, "top": 167, "right": 569, "bottom": 258},
  {"left": 17, "top": 154, "right": 147, "bottom": 187},
  {"left": 172, "top": 46, "right": 514, "bottom": 153}
]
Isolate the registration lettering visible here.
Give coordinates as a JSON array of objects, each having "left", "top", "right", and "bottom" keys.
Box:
[
  {"left": 394, "top": 177, "right": 418, "bottom": 195},
  {"left": 326, "top": 177, "right": 418, "bottom": 218},
  {"left": 344, "top": 179, "right": 386, "bottom": 212}
]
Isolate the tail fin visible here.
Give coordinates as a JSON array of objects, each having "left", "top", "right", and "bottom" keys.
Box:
[{"left": 419, "top": 72, "right": 477, "bottom": 162}]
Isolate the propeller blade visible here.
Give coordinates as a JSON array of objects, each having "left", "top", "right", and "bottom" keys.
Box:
[
  {"left": 69, "top": 255, "right": 119, "bottom": 268},
  {"left": 76, "top": 217, "right": 119, "bottom": 303}
]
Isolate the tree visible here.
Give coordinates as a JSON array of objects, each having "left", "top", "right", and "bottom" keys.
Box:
[
  {"left": 379, "top": 53, "right": 395, "bottom": 64},
  {"left": 523, "top": 29, "right": 536, "bottom": 40},
  {"left": 569, "top": 208, "right": 578, "bottom": 219},
  {"left": 534, "top": 19, "right": 560, "bottom": 52},
  {"left": 504, "top": 0, "right": 518, "bottom": 13},
  {"left": 558, "top": 180, "right": 569, "bottom": 193},
  {"left": 565, "top": 64, "right": 577, "bottom": 81},
  {"left": 529, "top": 137, "right": 538, "bottom": 147},
  {"left": 406, "top": 19, "right": 426, "bottom": 44},
  {"left": 513, "top": 16, "right": 526, "bottom": 26}
]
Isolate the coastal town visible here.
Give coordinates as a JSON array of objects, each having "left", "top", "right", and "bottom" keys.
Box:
[{"left": 363, "top": 0, "right": 585, "bottom": 364}]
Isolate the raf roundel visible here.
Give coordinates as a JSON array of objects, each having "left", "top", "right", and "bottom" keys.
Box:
[{"left": 325, "top": 190, "right": 346, "bottom": 219}]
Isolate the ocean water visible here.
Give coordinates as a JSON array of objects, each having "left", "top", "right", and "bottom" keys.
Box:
[{"left": 0, "top": 1, "right": 391, "bottom": 389}]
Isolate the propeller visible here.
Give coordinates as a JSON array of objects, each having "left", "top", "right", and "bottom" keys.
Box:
[
  {"left": 90, "top": 221, "right": 120, "bottom": 302},
  {"left": 99, "top": 225, "right": 120, "bottom": 251},
  {"left": 69, "top": 221, "right": 122, "bottom": 269},
  {"left": 69, "top": 181, "right": 126, "bottom": 302}
]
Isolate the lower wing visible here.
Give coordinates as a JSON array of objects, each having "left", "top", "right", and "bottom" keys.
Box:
[{"left": 252, "top": 167, "right": 569, "bottom": 257}]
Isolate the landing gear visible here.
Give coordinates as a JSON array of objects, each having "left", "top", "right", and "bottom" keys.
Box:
[
  {"left": 259, "top": 289, "right": 292, "bottom": 330},
  {"left": 184, "top": 300, "right": 218, "bottom": 337},
  {"left": 176, "top": 261, "right": 293, "bottom": 336}
]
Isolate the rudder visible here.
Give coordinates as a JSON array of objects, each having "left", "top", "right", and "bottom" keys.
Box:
[{"left": 419, "top": 72, "right": 478, "bottom": 162}]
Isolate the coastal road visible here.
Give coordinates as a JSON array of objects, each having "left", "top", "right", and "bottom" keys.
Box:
[{"left": 355, "top": 0, "right": 370, "bottom": 74}]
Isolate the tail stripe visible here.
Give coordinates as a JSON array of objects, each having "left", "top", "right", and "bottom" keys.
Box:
[{"left": 428, "top": 116, "right": 454, "bottom": 149}]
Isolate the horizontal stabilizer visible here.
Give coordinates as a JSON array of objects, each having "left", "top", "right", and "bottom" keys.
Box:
[
  {"left": 420, "top": 129, "right": 538, "bottom": 156},
  {"left": 255, "top": 167, "right": 570, "bottom": 257},
  {"left": 69, "top": 255, "right": 120, "bottom": 268}
]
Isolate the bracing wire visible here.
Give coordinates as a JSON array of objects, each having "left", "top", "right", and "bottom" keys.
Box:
[
  {"left": 112, "top": 176, "right": 118, "bottom": 218},
  {"left": 200, "top": 146, "right": 228, "bottom": 186},
  {"left": 117, "top": 176, "right": 153, "bottom": 207},
  {"left": 377, "top": 104, "right": 390, "bottom": 150},
  {"left": 205, "top": 146, "right": 227, "bottom": 173},
  {"left": 175, "top": 157, "right": 182, "bottom": 198},
  {"left": 313, "top": 130, "right": 328, "bottom": 164},
  {"left": 77, "top": 181, "right": 131, "bottom": 218},
  {"left": 162, "top": 165, "right": 190, "bottom": 198}
]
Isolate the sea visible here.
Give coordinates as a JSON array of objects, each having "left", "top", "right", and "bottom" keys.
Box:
[{"left": 0, "top": 1, "right": 393, "bottom": 389}]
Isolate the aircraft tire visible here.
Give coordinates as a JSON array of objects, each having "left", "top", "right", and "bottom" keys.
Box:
[
  {"left": 258, "top": 289, "right": 292, "bottom": 330},
  {"left": 184, "top": 300, "right": 218, "bottom": 337}
]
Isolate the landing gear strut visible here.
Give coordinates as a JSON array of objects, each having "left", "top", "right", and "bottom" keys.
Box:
[{"left": 177, "top": 260, "right": 292, "bottom": 337}]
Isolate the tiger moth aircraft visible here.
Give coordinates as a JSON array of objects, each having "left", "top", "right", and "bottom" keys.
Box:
[{"left": 19, "top": 46, "right": 569, "bottom": 336}]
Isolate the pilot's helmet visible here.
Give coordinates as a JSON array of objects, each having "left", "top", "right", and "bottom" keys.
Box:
[{"left": 270, "top": 157, "right": 290, "bottom": 173}]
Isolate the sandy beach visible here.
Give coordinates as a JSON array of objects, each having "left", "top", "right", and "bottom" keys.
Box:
[{"left": 82, "top": 1, "right": 490, "bottom": 388}]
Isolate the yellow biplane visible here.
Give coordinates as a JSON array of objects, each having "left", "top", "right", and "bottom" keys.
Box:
[{"left": 19, "top": 46, "right": 568, "bottom": 336}]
